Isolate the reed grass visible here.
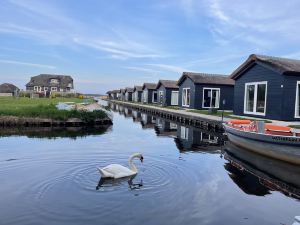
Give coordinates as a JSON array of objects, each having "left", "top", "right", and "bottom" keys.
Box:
[{"left": 0, "top": 97, "right": 107, "bottom": 122}]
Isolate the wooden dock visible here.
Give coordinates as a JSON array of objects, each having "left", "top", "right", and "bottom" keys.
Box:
[{"left": 109, "top": 100, "right": 227, "bottom": 132}]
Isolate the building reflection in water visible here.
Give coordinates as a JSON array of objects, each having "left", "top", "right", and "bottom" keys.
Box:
[{"left": 109, "top": 102, "right": 300, "bottom": 201}]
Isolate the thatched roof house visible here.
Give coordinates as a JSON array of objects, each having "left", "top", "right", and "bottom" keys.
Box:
[
  {"left": 26, "top": 74, "right": 74, "bottom": 92},
  {"left": 0, "top": 83, "right": 19, "bottom": 96}
]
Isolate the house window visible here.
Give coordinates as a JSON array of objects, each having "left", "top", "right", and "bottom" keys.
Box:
[
  {"left": 44, "top": 87, "right": 48, "bottom": 91},
  {"left": 152, "top": 91, "right": 158, "bottom": 103},
  {"left": 295, "top": 81, "right": 300, "bottom": 118},
  {"left": 34, "top": 86, "right": 41, "bottom": 92},
  {"left": 182, "top": 88, "right": 190, "bottom": 107},
  {"left": 135, "top": 92, "right": 138, "bottom": 101},
  {"left": 159, "top": 91, "right": 164, "bottom": 104},
  {"left": 170, "top": 122, "right": 177, "bottom": 129},
  {"left": 244, "top": 81, "right": 267, "bottom": 116},
  {"left": 171, "top": 91, "right": 179, "bottom": 105},
  {"left": 202, "top": 88, "right": 220, "bottom": 108},
  {"left": 51, "top": 87, "right": 57, "bottom": 91},
  {"left": 180, "top": 126, "right": 189, "bottom": 140},
  {"left": 143, "top": 90, "right": 148, "bottom": 102},
  {"left": 50, "top": 79, "right": 59, "bottom": 83}
]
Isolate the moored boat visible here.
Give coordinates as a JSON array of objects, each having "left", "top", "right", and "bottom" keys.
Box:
[{"left": 223, "top": 120, "right": 300, "bottom": 165}]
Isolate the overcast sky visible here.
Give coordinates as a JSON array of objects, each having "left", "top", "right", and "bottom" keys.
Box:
[{"left": 1, "top": 0, "right": 300, "bottom": 93}]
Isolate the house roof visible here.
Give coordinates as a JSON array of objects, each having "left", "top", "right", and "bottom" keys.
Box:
[
  {"left": 125, "top": 87, "right": 134, "bottom": 93},
  {"left": 156, "top": 80, "right": 178, "bottom": 89},
  {"left": 0, "top": 83, "right": 19, "bottom": 93},
  {"left": 119, "top": 89, "right": 125, "bottom": 93},
  {"left": 26, "top": 74, "right": 73, "bottom": 88},
  {"left": 111, "top": 90, "right": 119, "bottom": 94},
  {"left": 142, "top": 83, "right": 157, "bottom": 90},
  {"left": 106, "top": 91, "right": 112, "bottom": 94},
  {"left": 133, "top": 85, "right": 143, "bottom": 92},
  {"left": 178, "top": 72, "right": 234, "bottom": 86},
  {"left": 230, "top": 54, "right": 300, "bottom": 79}
]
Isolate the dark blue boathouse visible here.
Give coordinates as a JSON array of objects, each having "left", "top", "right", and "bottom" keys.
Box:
[
  {"left": 156, "top": 80, "right": 179, "bottom": 106},
  {"left": 177, "top": 72, "right": 235, "bottom": 110},
  {"left": 231, "top": 54, "right": 300, "bottom": 121},
  {"left": 142, "top": 83, "right": 157, "bottom": 104}
]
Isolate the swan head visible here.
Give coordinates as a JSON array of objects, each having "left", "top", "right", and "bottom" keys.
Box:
[{"left": 131, "top": 153, "right": 144, "bottom": 163}]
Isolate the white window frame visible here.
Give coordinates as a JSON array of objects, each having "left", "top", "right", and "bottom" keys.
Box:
[
  {"left": 243, "top": 81, "right": 268, "bottom": 116},
  {"left": 171, "top": 91, "right": 179, "bottom": 106},
  {"left": 180, "top": 126, "right": 189, "bottom": 140},
  {"left": 44, "top": 87, "right": 48, "bottom": 91},
  {"left": 152, "top": 91, "right": 158, "bottom": 103},
  {"left": 295, "top": 81, "right": 300, "bottom": 118},
  {"left": 182, "top": 88, "right": 190, "bottom": 107},
  {"left": 51, "top": 87, "right": 57, "bottom": 91},
  {"left": 143, "top": 90, "right": 148, "bottom": 103},
  {"left": 202, "top": 88, "right": 220, "bottom": 109}
]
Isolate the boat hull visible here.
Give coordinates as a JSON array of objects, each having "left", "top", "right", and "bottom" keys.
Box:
[{"left": 224, "top": 124, "right": 300, "bottom": 165}]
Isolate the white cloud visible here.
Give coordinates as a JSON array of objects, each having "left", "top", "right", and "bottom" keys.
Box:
[
  {"left": 0, "top": 59, "right": 56, "bottom": 69},
  {"left": 146, "top": 63, "right": 190, "bottom": 73}
]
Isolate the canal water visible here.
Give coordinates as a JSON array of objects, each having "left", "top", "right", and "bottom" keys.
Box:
[{"left": 0, "top": 102, "right": 299, "bottom": 225}]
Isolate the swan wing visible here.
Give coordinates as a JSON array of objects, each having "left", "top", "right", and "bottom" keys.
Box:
[{"left": 99, "top": 164, "right": 136, "bottom": 179}]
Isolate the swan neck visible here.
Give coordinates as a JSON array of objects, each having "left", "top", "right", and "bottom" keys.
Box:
[{"left": 128, "top": 156, "right": 138, "bottom": 172}]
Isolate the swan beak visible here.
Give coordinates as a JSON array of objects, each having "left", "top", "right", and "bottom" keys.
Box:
[{"left": 140, "top": 156, "right": 144, "bottom": 163}]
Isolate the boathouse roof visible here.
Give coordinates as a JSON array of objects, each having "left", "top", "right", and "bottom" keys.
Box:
[
  {"left": 26, "top": 74, "right": 73, "bottom": 88},
  {"left": 133, "top": 86, "right": 143, "bottom": 92},
  {"left": 230, "top": 54, "right": 300, "bottom": 79},
  {"left": 156, "top": 80, "right": 178, "bottom": 89},
  {"left": 0, "top": 83, "right": 19, "bottom": 93},
  {"left": 125, "top": 87, "right": 134, "bottom": 93},
  {"left": 142, "top": 83, "right": 157, "bottom": 90},
  {"left": 178, "top": 72, "right": 234, "bottom": 86}
]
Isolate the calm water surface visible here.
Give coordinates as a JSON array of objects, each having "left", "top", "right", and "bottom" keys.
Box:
[{"left": 0, "top": 102, "right": 299, "bottom": 225}]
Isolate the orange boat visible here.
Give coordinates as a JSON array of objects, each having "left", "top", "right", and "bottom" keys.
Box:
[{"left": 223, "top": 120, "right": 300, "bottom": 165}]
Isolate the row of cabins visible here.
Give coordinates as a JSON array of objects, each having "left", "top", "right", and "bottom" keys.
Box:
[{"left": 107, "top": 54, "right": 300, "bottom": 121}]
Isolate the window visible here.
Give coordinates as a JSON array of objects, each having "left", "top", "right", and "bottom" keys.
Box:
[
  {"left": 295, "top": 81, "right": 300, "bottom": 118},
  {"left": 51, "top": 87, "right": 57, "bottom": 91},
  {"left": 182, "top": 88, "right": 190, "bottom": 107},
  {"left": 44, "top": 87, "right": 48, "bottom": 91},
  {"left": 135, "top": 92, "right": 138, "bottom": 102},
  {"left": 170, "top": 122, "right": 177, "bottom": 129},
  {"left": 50, "top": 79, "right": 59, "bottom": 83},
  {"left": 202, "top": 88, "right": 220, "bottom": 108},
  {"left": 152, "top": 91, "right": 158, "bottom": 103},
  {"left": 171, "top": 91, "right": 179, "bottom": 105},
  {"left": 180, "top": 126, "right": 189, "bottom": 140},
  {"left": 34, "top": 86, "right": 41, "bottom": 92},
  {"left": 244, "top": 81, "right": 267, "bottom": 116},
  {"left": 143, "top": 90, "right": 148, "bottom": 102},
  {"left": 159, "top": 91, "right": 164, "bottom": 104}
]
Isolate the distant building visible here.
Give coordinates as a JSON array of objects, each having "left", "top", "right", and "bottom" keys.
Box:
[
  {"left": 142, "top": 83, "right": 157, "bottom": 104},
  {"left": 119, "top": 89, "right": 126, "bottom": 101},
  {"left": 26, "top": 74, "right": 74, "bottom": 94},
  {"left": 133, "top": 86, "right": 143, "bottom": 102},
  {"left": 231, "top": 54, "right": 300, "bottom": 121},
  {"left": 177, "top": 72, "right": 234, "bottom": 110},
  {"left": 156, "top": 80, "right": 179, "bottom": 106},
  {"left": 124, "top": 87, "right": 134, "bottom": 101},
  {"left": 0, "top": 83, "right": 19, "bottom": 96}
]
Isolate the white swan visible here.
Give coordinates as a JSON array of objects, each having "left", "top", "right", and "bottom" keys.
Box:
[{"left": 98, "top": 153, "right": 144, "bottom": 179}]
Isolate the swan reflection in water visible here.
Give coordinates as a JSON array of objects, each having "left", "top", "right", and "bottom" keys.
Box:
[{"left": 96, "top": 175, "right": 143, "bottom": 190}]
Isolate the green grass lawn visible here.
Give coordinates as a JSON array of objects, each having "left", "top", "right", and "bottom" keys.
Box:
[
  {"left": 0, "top": 97, "right": 107, "bottom": 121},
  {"left": 187, "top": 109, "right": 272, "bottom": 122},
  {"left": 289, "top": 125, "right": 300, "bottom": 129}
]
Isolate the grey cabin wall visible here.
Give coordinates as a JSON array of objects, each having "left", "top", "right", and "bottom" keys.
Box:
[
  {"left": 178, "top": 77, "right": 195, "bottom": 108},
  {"left": 282, "top": 75, "right": 300, "bottom": 121},
  {"left": 233, "top": 63, "right": 284, "bottom": 120}
]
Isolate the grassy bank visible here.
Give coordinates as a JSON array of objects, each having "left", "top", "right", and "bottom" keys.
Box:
[
  {"left": 187, "top": 109, "right": 272, "bottom": 122},
  {"left": 0, "top": 97, "right": 107, "bottom": 122}
]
